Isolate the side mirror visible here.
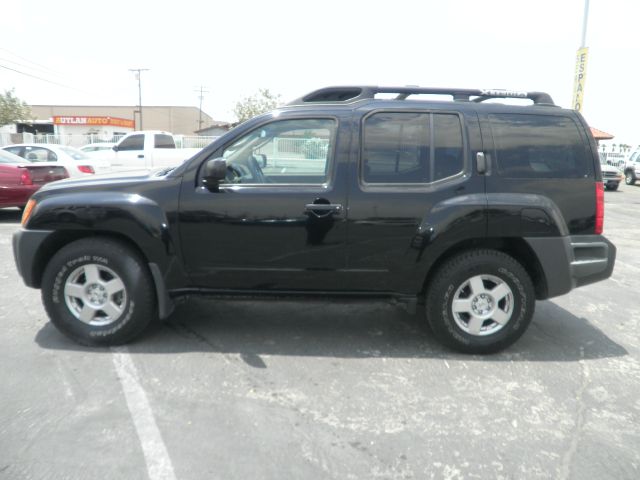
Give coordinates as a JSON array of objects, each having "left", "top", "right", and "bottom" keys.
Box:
[
  {"left": 112, "top": 145, "right": 119, "bottom": 152},
  {"left": 202, "top": 157, "right": 227, "bottom": 192}
]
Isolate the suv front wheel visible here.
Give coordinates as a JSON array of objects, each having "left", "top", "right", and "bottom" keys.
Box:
[
  {"left": 625, "top": 170, "right": 636, "bottom": 185},
  {"left": 426, "top": 250, "right": 535, "bottom": 354},
  {"left": 41, "top": 237, "right": 156, "bottom": 346}
]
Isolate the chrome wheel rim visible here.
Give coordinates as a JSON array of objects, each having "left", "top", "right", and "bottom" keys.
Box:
[
  {"left": 64, "top": 264, "right": 127, "bottom": 326},
  {"left": 451, "top": 274, "right": 514, "bottom": 336}
]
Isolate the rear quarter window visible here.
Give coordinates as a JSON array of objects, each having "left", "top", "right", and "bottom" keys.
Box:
[
  {"left": 489, "top": 113, "right": 592, "bottom": 178},
  {"left": 154, "top": 134, "right": 175, "bottom": 149}
]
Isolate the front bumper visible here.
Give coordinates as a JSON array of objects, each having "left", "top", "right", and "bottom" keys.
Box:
[
  {"left": 525, "top": 235, "right": 616, "bottom": 299},
  {"left": 13, "top": 228, "right": 54, "bottom": 288}
]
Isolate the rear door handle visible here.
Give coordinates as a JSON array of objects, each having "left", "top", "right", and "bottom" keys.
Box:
[
  {"left": 137, "top": 154, "right": 144, "bottom": 159},
  {"left": 304, "top": 203, "right": 343, "bottom": 217},
  {"left": 476, "top": 152, "right": 487, "bottom": 174}
]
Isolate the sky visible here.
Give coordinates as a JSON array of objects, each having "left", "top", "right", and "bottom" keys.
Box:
[{"left": 1, "top": 0, "right": 638, "bottom": 146}]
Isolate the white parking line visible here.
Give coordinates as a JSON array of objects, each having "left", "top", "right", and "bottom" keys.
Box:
[{"left": 111, "top": 346, "right": 177, "bottom": 480}]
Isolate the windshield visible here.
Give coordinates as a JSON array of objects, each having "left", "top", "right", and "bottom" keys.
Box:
[
  {"left": 0, "top": 149, "right": 24, "bottom": 164},
  {"left": 59, "top": 146, "right": 91, "bottom": 160}
]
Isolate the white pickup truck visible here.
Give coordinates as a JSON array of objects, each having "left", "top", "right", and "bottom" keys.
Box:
[
  {"left": 624, "top": 149, "right": 640, "bottom": 186},
  {"left": 103, "top": 131, "right": 203, "bottom": 172}
]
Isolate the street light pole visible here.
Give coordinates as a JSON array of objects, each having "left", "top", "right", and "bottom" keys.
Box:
[
  {"left": 580, "top": 0, "right": 590, "bottom": 49},
  {"left": 129, "top": 68, "right": 149, "bottom": 130}
]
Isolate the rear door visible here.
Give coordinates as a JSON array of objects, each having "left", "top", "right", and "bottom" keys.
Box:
[
  {"left": 178, "top": 115, "right": 350, "bottom": 290},
  {"left": 345, "top": 104, "right": 486, "bottom": 293}
]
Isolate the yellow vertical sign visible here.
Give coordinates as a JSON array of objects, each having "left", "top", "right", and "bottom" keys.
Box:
[{"left": 572, "top": 47, "right": 589, "bottom": 111}]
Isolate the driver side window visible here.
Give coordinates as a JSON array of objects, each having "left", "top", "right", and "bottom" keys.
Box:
[{"left": 221, "top": 118, "right": 336, "bottom": 185}]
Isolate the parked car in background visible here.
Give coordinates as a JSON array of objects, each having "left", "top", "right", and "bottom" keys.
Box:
[
  {"left": 105, "top": 131, "right": 202, "bottom": 171},
  {"left": 0, "top": 149, "right": 68, "bottom": 208},
  {"left": 598, "top": 153, "right": 623, "bottom": 190},
  {"left": 1, "top": 144, "right": 111, "bottom": 177},
  {"left": 624, "top": 149, "right": 640, "bottom": 185},
  {"left": 79, "top": 142, "right": 115, "bottom": 154}
]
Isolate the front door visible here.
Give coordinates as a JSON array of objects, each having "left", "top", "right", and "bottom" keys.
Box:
[
  {"left": 113, "top": 133, "right": 146, "bottom": 170},
  {"left": 179, "top": 116, "right": 349, "bottom": 290}
]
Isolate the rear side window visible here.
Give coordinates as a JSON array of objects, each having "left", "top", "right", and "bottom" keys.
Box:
[
  {"left": 154, "top": 134, "right": 175, "bottom": 149},
  {"left": 118, "top": 134, "right": 144, "bottom": 151},
  {"left": 3, "top": 147, "right": 22, "bottom": 157},
  {"left": 23, "top": 147, "right": 57, "bottom": 162},
  {"left": 362, "top": 112, "right": 464, "bottom": 184},
  {"left": 489, "top": 114, "right": 590, "bottom": 178}
]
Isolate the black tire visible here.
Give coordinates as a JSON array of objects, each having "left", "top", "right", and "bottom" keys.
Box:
[
  {"left": 41, "top": 237, "right": 156, "bottom": 346},
  {"left": 605, "top": 183, "right": 619, "bottom": 191},
  {"left": 426, "top": 249, "right": 535, "bottom": 354},
  {"left": 625, "top": 171, "right": 636, "bottom": 185}
]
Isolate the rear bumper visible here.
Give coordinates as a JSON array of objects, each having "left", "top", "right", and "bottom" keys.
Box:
[
  {"left": 525, "top": 235, "right": 616, "bottom": 299},
  {"left": 0, "top": 185, "right": 39, "bottom": 208}
]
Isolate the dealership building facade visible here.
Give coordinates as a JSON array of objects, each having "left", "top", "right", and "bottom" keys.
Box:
[{"left": 29, "top": 105, "right": 217, "bottom": 135}]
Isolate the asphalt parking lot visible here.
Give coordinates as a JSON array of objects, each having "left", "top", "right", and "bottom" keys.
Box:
[{"left": 1, "top": 185, "right": 639, "bottom": 480}]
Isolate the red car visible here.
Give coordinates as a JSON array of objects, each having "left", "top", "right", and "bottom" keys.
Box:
[{"left": 0, "top": 149, "right": 69, "bottom": 208}]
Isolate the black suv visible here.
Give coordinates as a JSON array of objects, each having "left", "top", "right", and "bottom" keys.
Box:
[{"left": 13, "top": 86, "right": 616, "bottom": 353}]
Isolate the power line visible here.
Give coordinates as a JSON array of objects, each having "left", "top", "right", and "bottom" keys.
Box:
[
  {"left": 194, "top": 85, "right": 210, "bottom": 130},
  {"left": 0, "top": 63, "right": 92, "bottom": 94},
  {"left": 0, "top": 54, "right": 69, "bottom": 82},
  {"left": 0, "top": 47, "right": 65, "bottom": 78}
]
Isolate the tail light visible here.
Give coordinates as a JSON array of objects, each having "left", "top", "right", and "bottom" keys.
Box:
[
  {"left": 19, "top": 168, "right": 33, "bottom": 185},
  {"left": 78, "top": 165, "right": 95, "bottom": 174},
  {"left": 595, "top": 182, "right": 604, "bottom": 234}
]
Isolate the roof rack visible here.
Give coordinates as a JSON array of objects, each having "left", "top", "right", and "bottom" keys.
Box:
[{"left": 289, "top": 86, "right": 555, "bottom": 106}]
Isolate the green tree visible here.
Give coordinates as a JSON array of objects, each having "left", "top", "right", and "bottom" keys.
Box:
[
  {"left": 0, "top": 89, "right": 31, "bottom": 126},
  {"left": 233, "top": 88, "right": 281, "bottom": 123}
]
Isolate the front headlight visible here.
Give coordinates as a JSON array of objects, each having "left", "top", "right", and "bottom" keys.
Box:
[{"left": 21, "top": 199, "right": 36, "bottom": 226}]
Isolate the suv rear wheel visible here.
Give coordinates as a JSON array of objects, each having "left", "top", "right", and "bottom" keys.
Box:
[
  {"left": 426, "top": 249, "right": 535, "bottom": 354},
  {"left": 41, "top": 237, "right": 156, "bottom": 346}
]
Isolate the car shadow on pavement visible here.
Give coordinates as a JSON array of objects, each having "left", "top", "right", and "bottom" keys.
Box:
[
  {"left": 35, "top": 297, "right": 628, "bottom": 364},
  {"left": 0, "top": 208, "right": 21, "bottom": 224}
]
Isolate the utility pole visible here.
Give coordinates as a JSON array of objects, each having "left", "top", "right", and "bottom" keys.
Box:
[
  {"left": 129, "top": 68, "right": 149, "bottom": 130},
  {"left": 571, "top": 0, "right": 590, "bottom": 112},
  {"left": 194, "top": 85, "right": 209, "bottom": 131}
]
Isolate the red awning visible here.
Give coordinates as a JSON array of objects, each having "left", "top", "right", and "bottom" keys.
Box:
[{"left": 590, "top": 127, "right": 614, "bottom": 140}]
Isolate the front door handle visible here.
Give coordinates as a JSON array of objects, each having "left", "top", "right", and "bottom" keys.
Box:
[
  {"left": 137, "top": 154, "right": 144, "bottom": 159},
  {"left": 304, "top": 203, "right": 343, "bottom": 217}
]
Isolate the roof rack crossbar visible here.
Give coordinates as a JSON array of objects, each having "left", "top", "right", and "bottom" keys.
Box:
[{"left": 290, "top": 86, "right": 555, "bottom": 106}]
